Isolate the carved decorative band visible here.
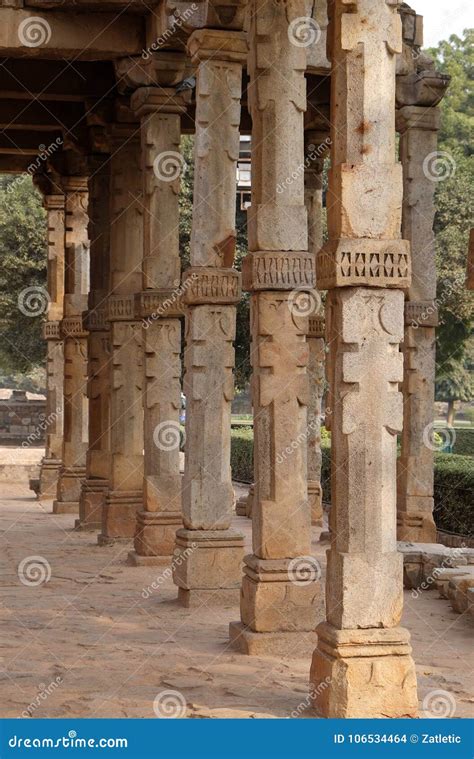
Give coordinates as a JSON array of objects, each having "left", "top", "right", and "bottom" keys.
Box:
[
  {"left": 84, "top": 307, "right": 108, "bottom": 331},
  {"left": 404, "top": 300, "right": 438, "bottom": 327},
  {"left": 135, "top": 290, "right": 184, "bottom": 319},
  {"left": 182, "top": 268, "right": 241, "bottom": 305},
  {"left": 308, "top": 316, "right": 325, "bottom": 338},
  {"left": 60, "top": 316, "right": 88, "bottom": 338},
  {"left": 242, "top": 252, "right": 316, "bottom": 292},
  {"left": 107, "top": 295, "right": 136, "bottom": 321},
  {"left": 43, "top": 321, "right": 61, "bottom": 340},
  {"left": 316, "top": 239, "right": 411, "bottom": 289}
]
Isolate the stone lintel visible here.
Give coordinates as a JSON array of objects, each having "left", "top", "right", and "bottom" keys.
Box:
[
  {"left": 396, "top": 71, "right": 450, "bottom": 109},
  {"left": 107, "top": 295, "right": 136, "bottom": 322},
  {"left": 135, "top": 290, "right": 184, "bottom": 319},
  {"left": 308, "top": 315, "right": 325, "bottom": 338},
  {"left": 396, "top": 105, "right": 441, "bottom": 133},
  {"left": 316, "top": 239, "right": 411, "bottom": 290},
  {"left": 187, "top": 29, "right": 247, "bottom": 65},
  {"left": 130, "top": 87, "right": 187, "bottom": 119},
  {"left": 43, "top": 320, "right": 61, "bottom": 340},
  {"left": 242, "top": 251, "right": 316, "bottom": 292},
  {"left": 404, "top": 300, "right": 438, "bottom": 327},
  {"left": 182, "top": 267, "right": 241, "bottom": 305},
  {"left": 60, "top": 316, "right": 87, "bottom": 338}
]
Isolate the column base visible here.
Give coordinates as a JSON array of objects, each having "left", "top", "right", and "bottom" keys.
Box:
[
  {"left": 133, "top": 510, "right": 182, "bottom": 559},
  {"left": 127, "top": 551, "right": 171, "bottom": 567},
  {"left": 173, "top": 528, "right": 244, "bottom": 606},
  {"left": 229, "top": 621, "right": 317, "bottom": 658},
  {"left": 178, "top": 586, "right": 240, "bottom": 608},
  {"left": 397, "top": 511, "right": 437, "bottom": 543},
  {"left": 37, "top": 457, "right": 62, "bottom": 498},
  {"left": 52, "top": 500, "right": 79, "bottom": 514},
  {"left": 308, "top": 481, "right": 323, "bottom": 526},
  {"left": 76, "top": 478, "right": 108, "bottom": 530},
  {"left": 310, "top": 623, "right": 418, "bottom": 718},
  {"left": 235, "top": 495, "right": 248, "bottom": 517},
  {"left": 98, "top": 490, "right": 143, "bottom": 544},
  {"left": 54, "top": 466, "right": 85, "bottom": 513},
  {"left": 240, "top": 555, "right": 325, "bottom": 632}
]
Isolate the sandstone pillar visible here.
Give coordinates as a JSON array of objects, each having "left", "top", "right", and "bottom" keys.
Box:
[
  {"left": 172, "top": 29, "right": 246, "bottom": 607},
  {"left": 229, "top": 1, "right": 322, "bottom": 657},
  {"left": 53, "top": 177, "right": 89, "bottom": 515},
  {"left": 310, "top": 0, "right": 417, "bottom": 717},
  {"left": 77, "top": 156, "right": 111, "bottom": 529},
  {"left": 396, "top": 104, "right": 444, "bottom": 542},
  {"left": 38, "top": 192, "right": 65, "bottom": 498},
  {"left": 129, "top": 82, "right": 187, "bottom": 565},
  {"left": 98, "top": 130, "right": 144, "bottom": 545}
]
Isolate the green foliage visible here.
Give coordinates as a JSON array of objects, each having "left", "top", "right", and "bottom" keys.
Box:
[
  {"left": 450, "top": 427, "right": 474, "bottom": 457},
  {"left": 433, "top": 452, "right": 474, "bottom": 536},
  {"left": 0, "top": 175, "right": 47, "bottom": 373},
  {"left": 230, "top": 427, "right": 253, "bottom": 482}
]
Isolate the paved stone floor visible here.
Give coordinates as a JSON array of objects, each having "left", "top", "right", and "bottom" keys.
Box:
[{"left": 1, "top": 475, "right": 473, "bottom": 718}]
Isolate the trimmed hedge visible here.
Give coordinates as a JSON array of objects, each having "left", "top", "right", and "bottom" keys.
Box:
[
  {"left": 231, "top": 431, "right": 473, "bottom": 537},
  {"left": 451, "top": 427, "right": 474, "bottom": 457}
]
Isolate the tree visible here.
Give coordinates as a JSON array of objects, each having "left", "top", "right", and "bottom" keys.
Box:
[{"left": 0, "top": 175, "right": 47, "bottom": 373}]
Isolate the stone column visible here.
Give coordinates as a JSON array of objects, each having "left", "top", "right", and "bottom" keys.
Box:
[
  {"left": 129, "top": 82, "right": 187, "bottom": 565},
  {"left": 396, "top": 104, "right": 444, "bottom": 542},
  {"left": 304, "top": 131, "right": 328, "bottom": 527},
  {"left": 38, "top": 192, "right": 65, "bottom": 498},
  {"left": 53, "top": 177, "right": 90, "bottom": 515},
  {"left": 310, "top": 0, "right": 417, "bottom": 718},
  {"left": 229, "top": 1, "right": 322, "bottom": 657},
  {"left": 77, "top": 156, "right": 111, "bottom": 529},
  {"left": 98, "top": 129, "right": 144, "bottom": 545},
  {"left": 172, "top": 29, "right": 246, "bottom": 607}
]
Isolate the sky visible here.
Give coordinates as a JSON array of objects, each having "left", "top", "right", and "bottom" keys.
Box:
[{"left": 411, "top": 0, "right": 472, "bottom": 47}]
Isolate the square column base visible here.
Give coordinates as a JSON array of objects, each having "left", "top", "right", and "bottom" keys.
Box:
[
  {"left": 54, "top": 466, "right": 85, "bottom": 514},
  {"left": 229, "top": 621, "right": 317, "bottom": 658},
  {"left": 98, "top": 490, "right": 143, "bottom": 544},
  {"left": 38, "top": 458, "right": 62, "bottom": 498},
  {"left": 308, "top": 481, "right": 323, "bottom": 526},
  {"left": 178, "top": 586, "right": 240, "bottom": 608},
  {"left": 397, "top": 511, "right": 437, "bottom": 543},
  {"left": 52, "top": 500, "right": 79, "bottom": 514},
  {"left": 310, "top": 623, "right": 418, "bottom": 718},
  {"left": 133, "top": 510, "right": 182, "bottom": 559},
  {"left": 173, "top": 528, "right": 244, "bottom": 606},
  {"left": 76, "top": 478, "right": 108, "bottom": 530},
  {"left": 127, "top": 551, "right": 171, "bottom": 567}
]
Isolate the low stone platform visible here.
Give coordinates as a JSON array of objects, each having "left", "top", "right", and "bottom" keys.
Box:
[{"left": 399, "top": 541, "right": 474, "bottom": 591}]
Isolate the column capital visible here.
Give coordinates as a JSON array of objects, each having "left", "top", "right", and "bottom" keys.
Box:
[
  {"left": 130, "top": 87, "right": 187, "bottom": 119},
  {"left": 115, "top": 52, "right": 189, "bottom": 90},
  {"left": 43, "top": 321, "right": 61, "bottom": 340},
  {"left": 182, "top": 267, "right": 241, "bottom": 305},
  {"left": 396, "top": 69, "right": 450, "bottom": 109},
  {"left": 60, "top": 176, "right": 88, "bottom": 194},
  {"left": 43, "top": 193, "right": 65, "bottom": 212},
  {"left": 396, "top": 105, "right": 441, "bottom": 133},
  {"left": 187, "top": 28, "right": 247, "bottom": 64}
]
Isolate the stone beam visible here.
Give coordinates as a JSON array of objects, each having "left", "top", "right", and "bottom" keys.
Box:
[
  {"left": 0, "top": 130, "right": 63, "bottom": 154},
  {"left": 0, "top": 59, "right": 115, "bottom": 101},
  {"left": 0, "top": 7, "right": 143, "bottom": 59},
  {"left": 0, "top": 99, "right": 86, "bottom": 131}
]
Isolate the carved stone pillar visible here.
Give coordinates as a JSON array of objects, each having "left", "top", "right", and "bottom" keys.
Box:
[
  {"left": 128, "top": 82, "right": 187, "bottom": 565},
  {"left": 229, "top": 1, "right": 322, "bottom": 657},
  {"left": 304, "top": 132, "right": 327, "bottom": 526},
  {"left": 98, "top": 130, "right": 144, "bottom": 545},
  {"left": 310, "top": 0, "right": 417, "bottom": 718},
  {"left": 172, "top": 29, "right": 246, "bottom": 607},
  {"left": 53, "top": 177, "right": 89, "bottom": 514},
  {"left": 38, "top": 192, "right": 65, "bottom": 498},
  {"left": 396, "top": 102, "right": 445, "bottom": 543},
  {"left": 77, "top": 156, "right": 112, "bottom": 529}
]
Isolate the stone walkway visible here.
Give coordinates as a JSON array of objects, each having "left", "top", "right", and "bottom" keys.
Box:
[{"left": 0, "top": 482, "right": 472, "bottom": 719}]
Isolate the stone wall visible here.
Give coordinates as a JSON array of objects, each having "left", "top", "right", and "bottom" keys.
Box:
[{"left": 0, "top": 389, "right": 47, "bottom": 445}]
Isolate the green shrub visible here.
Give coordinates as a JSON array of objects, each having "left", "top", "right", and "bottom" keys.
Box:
[
  {"left": 230, "top": 428, "right": 253, "bottom": 482},
  {"left": 452, "top": 427, "right": 474, "bottom": 457}
]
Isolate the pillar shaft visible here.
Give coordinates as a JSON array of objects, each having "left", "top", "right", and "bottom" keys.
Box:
[
  {"left": 99, "top": 132, "right": 144, "bottom": 545},
  {"left": 78, "top": 156, "right": 112, "bottom": 529},
  {"left": 172, "top": 29, "right": 246, "bottom": 606},
  {"left": 129, "top": 85, "right": 186, "bottom": 564},
  {"left": 39, "top": 193, "right": 65, "bottom": 498},
  {"left": 396, "top": 106, "right": 442, "bottom": 542},
  {"left": 53, "top": 177, "right": 89, "bottom": 514},
  {"left": 229, "top": 0, "right": 322, "bottom": 658},
  {"left": 310, "top": 0, "right": 417, "bottom": 718}
]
